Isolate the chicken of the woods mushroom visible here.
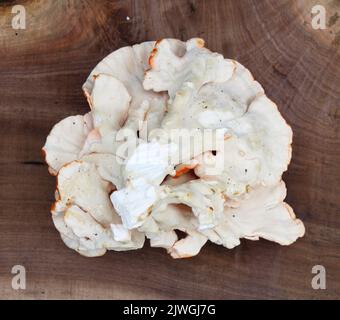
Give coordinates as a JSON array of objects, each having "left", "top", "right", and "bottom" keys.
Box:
[{"left": 43, "top": 38, "right": 305, "bottom": 258}]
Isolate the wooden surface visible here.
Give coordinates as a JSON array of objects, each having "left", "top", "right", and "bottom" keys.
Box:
[{"left": 0, "top": 0, "right": 339, "bottom": 300}]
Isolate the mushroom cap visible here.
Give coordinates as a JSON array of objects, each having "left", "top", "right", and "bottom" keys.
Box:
[
  {"left": 169, "top": 230, "right": 208, "bottom": 259},
  {"left": 89, "top": 74, "right": 131, "bottom": 130},
  {"left": 208, "top": 181, "right": 305, "bottom": 248},
  {"left": 144, "top": 38, "right": 235, "bottom": 98},
  {"left": 42, "top": 113, "right": 93, "bottom": 175},
  {"left": 56, "top": 160, "right": 118, "bottom": 226}
]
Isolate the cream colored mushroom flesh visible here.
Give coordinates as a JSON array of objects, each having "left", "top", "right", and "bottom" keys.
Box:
[{"left": 43, "top": 38, "right": 304, "bottom": 258}]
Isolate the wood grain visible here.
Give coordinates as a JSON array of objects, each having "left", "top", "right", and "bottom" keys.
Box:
[{"left": 0, "top": 0, "right": 339, "bottom": 299}]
